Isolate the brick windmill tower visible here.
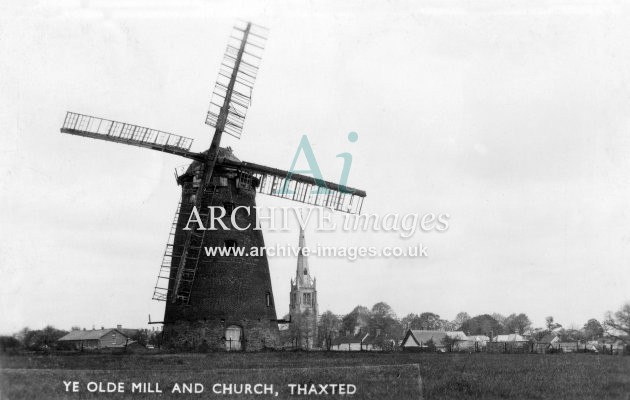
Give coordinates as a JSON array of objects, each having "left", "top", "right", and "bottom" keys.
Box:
[
  {"left": 59, "top": 21, "right": 366, "bottom": 351},
  {"left": 289, "top": 228, "right": 318, "bottom": 349}
]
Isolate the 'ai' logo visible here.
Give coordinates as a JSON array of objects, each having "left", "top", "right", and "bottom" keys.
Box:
[{"left": 277, "top": 132, "right": 358, "bottom": 195}]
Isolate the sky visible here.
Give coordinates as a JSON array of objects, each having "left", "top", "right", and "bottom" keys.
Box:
[{"left": 1, "top": 0, "right": 630, "bottom": 335}]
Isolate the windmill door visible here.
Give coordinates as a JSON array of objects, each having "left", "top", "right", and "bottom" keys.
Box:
[{"left": 225, "top": 326, "right": 242, "bottom": 351}]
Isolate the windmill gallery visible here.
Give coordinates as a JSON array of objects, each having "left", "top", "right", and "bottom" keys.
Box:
[{"left": 58, "top": 21, "right": 366, "bottom": 351}]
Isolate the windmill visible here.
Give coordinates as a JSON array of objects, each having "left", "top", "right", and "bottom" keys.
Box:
[{"left": 60, "top": 21, "right": 366, "bottom": 351}]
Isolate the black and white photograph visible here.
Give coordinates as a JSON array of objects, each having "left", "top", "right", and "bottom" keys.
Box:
[{"left": 1, "top": 1, "right": 629, "bottom": 399}]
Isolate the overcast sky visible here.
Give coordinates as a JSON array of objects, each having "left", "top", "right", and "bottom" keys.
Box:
[{"left": 1, "top": 0, "right": 630, "bottom": 335}]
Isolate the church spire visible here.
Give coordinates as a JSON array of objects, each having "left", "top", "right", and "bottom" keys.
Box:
[
  {"left": 295, "top": 226, "right": 314, "bottom": 288},
  {"left": 289, "top": 225, "right": 318, "bottom": 349}
]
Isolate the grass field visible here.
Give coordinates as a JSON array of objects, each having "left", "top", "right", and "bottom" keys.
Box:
[{"left": 1, "top": 352, "right": 629, "bottom": 399}]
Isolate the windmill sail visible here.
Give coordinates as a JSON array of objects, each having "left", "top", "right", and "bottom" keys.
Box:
[
  {"left": 168, "top": 22, "right": 268, "bottom": 305},
  {"left": 61, "top": 112, "right": 196, "bottom": 159},
  {"left": 205, "top": 21, "right": 268, "bottom": 139},
  {"left": 223, "top": 159, "right": 366, "bottom": 214}
]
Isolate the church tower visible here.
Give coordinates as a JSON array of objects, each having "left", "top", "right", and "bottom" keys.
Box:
[{"left": 289, "top": 228, "right": 318, "bottom": 349}]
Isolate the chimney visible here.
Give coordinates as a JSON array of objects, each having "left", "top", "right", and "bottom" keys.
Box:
[{"left": 117, "top": 324, "right": 122, "bottom": 330}]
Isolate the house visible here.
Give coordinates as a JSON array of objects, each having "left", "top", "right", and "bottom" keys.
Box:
[
  {"left": 557, "top": 341, "right": 582, "bottom": 353},
  {"left": 584, "top": 340, "right": 599, "bottom": 352},
  {"left": 330, "top": 331, "right": 369, "bottom": 351},
  {"left": 117, "top": 327, "right": 140, "bottom": 339},
  {"left": 361, "top": 330, "right": 399, "bottom": 351},
  {"left": 454, "top": 335, "right": 490, "bottom": 352},
  {"left": 535, "top": 333, "right": 560, "bottom": 353},
  {"left": 57, "top": 326, "right": 132, "bottom": 350},
  {"left": 486, "top": 333, "right": 531, "bottom": 353},
  {"left": 599, "top": 338, "right": 628, "bottom": 354},
  {"left": 401, "top": 330, "right": 467, "bottom": 352},
  {"left": 466, "top": 335, "right": 490, "bottom": 344},
  {"left": 493, "top": 333, "right": 526, "bottom": 342}
]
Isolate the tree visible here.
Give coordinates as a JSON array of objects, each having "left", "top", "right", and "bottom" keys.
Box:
[
  {"left": 440, "top": 320, "right": 458, "bottom": 331},
  {"left": 371, "top": 302, "right": 396, "bottom": 320},
  {"left": 341, "top": 305, "right": 370, "bottom": 335},
  {"left": 546, "top": 316, "right": 553, "bottom": 330},
  {"left": 557, "top": 328, "right": 584, "bottom": 342},
  {"left": 452, "top": 312, "right": 471, "bottom": 329},
  {"left": 369, "top": 303, "right": 399, "bottom": 332},
  {"left": 0, "top": 336, "right": 22, "bottom": 353},
  {"left": 460, "top": 314, "right": 502, "bottom": 336},
  {"left": 531, "top": 327, "right": 548, "bottom": 342},
  {"left": 504, "top": 313, "right": 532, "bottom": 335},
  {"left": 148, "top": 330, "right": 164, "bottom": 349},
  {"left": 583, "top": 319, "right": 604, "bottom": 340},
  {"left": 18, "top": 326, "right": 68, "bottom": 350},
  {"left": 492, "top": 313, "right": 507, "bottom": 326},
  {"left": 604, "top": 302, "right": 630, "bottom": 343},
  {"left": 417, "top": 312, "right": 443, "bottom": 330},
  {"left": 441, "top": 334, "right": 459, "bottom": 352},
  {"left": 401, "top": 313, "right": 422, "bottom": 330},
  {"left": 368, "top": 302, "right": 402, "bottom": 346},
  {"left": 318, "top": 311, "right": 341, "bottom": 350},
  {"left": 131, "top": 329, "right": 149, "bottom": 346},
  {"left": 546, "top": 316, "right": 562, "bottom": 331},
  {"left": 401, "top": 312, "right": 455, "bottom": 331}
]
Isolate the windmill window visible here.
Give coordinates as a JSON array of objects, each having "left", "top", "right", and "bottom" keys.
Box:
[
  {"left": 265, "top": 292, "right": 271, "bottom": 307},
  {"left": 212, "top": 176, "right": 228, "bottom": 187},
  {"left": 303, "top": 269, "right": 308, "bottom": 275}
]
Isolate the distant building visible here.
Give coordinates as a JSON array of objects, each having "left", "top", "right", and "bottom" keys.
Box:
[
  {"left": 362, "top": 329, "right": 399, "bottom": 351},
  {"left": 535, "top": 333, "right": 560, "bottom": 353},
  {"left": 493, "top": 333, "right": 527, "bottom": 342},
  {"left": 486, "top": 333, "right": 531, "bottom": 353},
  {"left": 401, "top": 330, "right": 467, "bottom": 351},
  {"left": 597, "top": 338, "right": 627, "bottom": 354},
  {"left": 466, "top": 334, "right": 490, "bottom": 343},
  {"left": 58, "top": 326, "right": 132, "bottom": 350},
  {"left": 454, "top": 335, "right": 490, "bottom": 352},
  {"left": 288, "top": 228, "right": 318, "bottom": 349},
  {"left": 330, "top": 330, "right": 369, "bottom": 351}
]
